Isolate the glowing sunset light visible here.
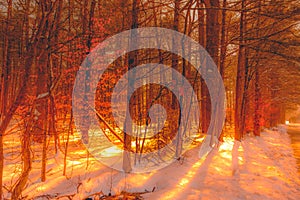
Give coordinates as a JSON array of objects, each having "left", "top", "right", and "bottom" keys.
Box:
[
  {"left": 179, "top": 178, "right": 189, "bottom": 186},
  {"left": 100, "top": 146, "right": 123, "bottom": 157},
  {"left": 69, "top": 160, "right": 82, "bottom": 165},
  {"left": 1, "top": 0, "right": 299, "bottom": 198},
  {"left": 160, "top": 158, "right": 205, "bottom": 199}
]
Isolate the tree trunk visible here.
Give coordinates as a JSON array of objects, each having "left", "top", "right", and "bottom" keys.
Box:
[
  {"left": 219, "top": 0, "right": 226, "bottom": 79},
  {"left": 0, "top": 136, "right": 3, "bottom": 200},
  {"left": 171, "top": 0, "right": 180, "bottom": 110},
  {"left": 218, "top": 0, "right": 227, "bottom": 141},
  {"left": 63, "top": 113, "right": 73, "bottom": 176},
  {"left": 253, "top": 67, "right": 261, "bottom": 136},
  {"left": 41, "top": 106, "right": 48, "bottom": 182},
  {"left": 202, "top": 0, "right": 220, "bottom": 133},
  {"left": 0, "top": 1, "right": 12, "bottom": 198},
  {"left": 253, "top": 0, "right": 262, "bottom": 137},
  {"left": 235, "top": 0, "right": 247, "bottom": 141},
  {"left": 11, "top": 127, "right": 32, "bottom": 199},
  {"left": 123, "top": 0, "right": 140, "bottom": 173},
  {"left": 172, "top": 0, "right": 181, "bottom": 158}
]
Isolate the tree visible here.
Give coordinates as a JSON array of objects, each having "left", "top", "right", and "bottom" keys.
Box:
[
  {"left": 122, "top": 0, "right": 140, "bottom": 173},
  {"left": 201, "top": 0, "right": 220, "bottom": 134},
  {"left": 235, "top": 0, "right": 247, "bottom": 141}
]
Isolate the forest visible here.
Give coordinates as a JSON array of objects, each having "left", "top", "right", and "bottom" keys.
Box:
[{"left": 0, "top": 0, "right": 300, "bottom": 199}]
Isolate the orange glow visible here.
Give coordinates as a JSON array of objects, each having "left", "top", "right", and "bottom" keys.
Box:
[
  {"left": 69, "top": 160, "right": 82, "bottom": 165},
  {"left": 36, "top": 185, "right": 46, "bottom": 192},
  {"left": 160, "top": 137, "right": 239, "bottom": 199},
  {"left": 122, "top": 172, "right": 154, "bottom": 188},
  {"left": 160, "top": 158, "right": 205, "bottom": 199},
  {"left": 179, "top": 178, "right": 189, "bottom": 186},
  {"left": 100, "top": 146, "right": 123, "bottom": 157},
  {"left": 219, "top": 137, "right": 234, "bottom": 151},
  {"left": 193, "top": 135, "right": 205, "bottom": 143}
]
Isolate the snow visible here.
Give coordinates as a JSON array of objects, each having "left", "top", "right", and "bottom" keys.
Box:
[
  {"left": 142, "top": 130, "right": 300, "bottom": 200},
  {"left": 3, "top": 128, "right": 300, "bottom": 199}
]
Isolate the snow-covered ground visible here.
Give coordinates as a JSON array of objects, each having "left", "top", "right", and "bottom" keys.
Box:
[
  {"left": 3, "top": 127, "right": 300, "bottom": 199},
  {"left": 143, "top": 129, "right": 300, "bottom": 200}
]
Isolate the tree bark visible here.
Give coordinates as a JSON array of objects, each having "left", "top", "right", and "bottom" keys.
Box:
[
  {"left": 218, "top": 0, "right": 227, "bottom": 141},
  {"left": 0, "top": 0, "right": 12, "bottom": 198},
  {"left": 235, "top": 0, "right": 247, "bottom": 141},
  {"left": 123, "top": 0, "right": 140, "bottom": 173},
  {"left": 253, "top": 0, "right": 262, "bottom": 137},
  {"left": 202, "top": 0, "right": 220, "bottom": 133}
]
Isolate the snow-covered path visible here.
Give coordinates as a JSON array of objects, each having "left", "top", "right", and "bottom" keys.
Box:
[{"left": 142, "top": 130, "right": 300, "bottom": 200}]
